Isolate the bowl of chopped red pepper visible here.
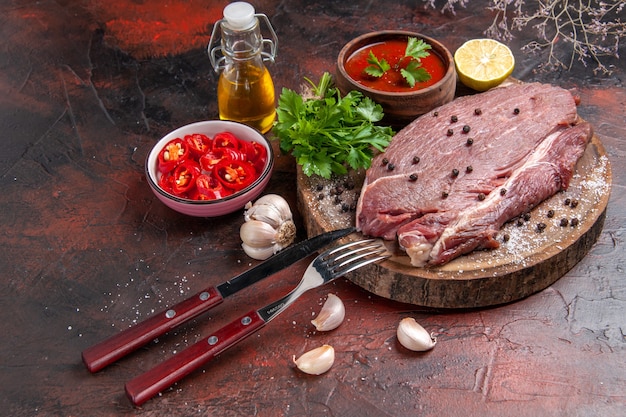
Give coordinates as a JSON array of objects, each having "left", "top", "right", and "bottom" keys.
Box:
[{"left": 146, "top": 120, "right": 274, "bottom": 217}]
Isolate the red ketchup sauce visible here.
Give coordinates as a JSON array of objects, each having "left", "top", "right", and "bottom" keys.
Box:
[{"left": 344, "top": 39, "right": 446, "bottom": 93}]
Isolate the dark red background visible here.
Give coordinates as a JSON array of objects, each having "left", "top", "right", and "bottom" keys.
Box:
[{"left": 1, "top": 1, "right": 624, "bottom": 416}]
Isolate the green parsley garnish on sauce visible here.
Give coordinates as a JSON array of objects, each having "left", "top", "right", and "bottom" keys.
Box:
[
  {"left": 365, "top": 37, "right": 432, "bottom": 87},
  {"left": 273, "top": 72, "right": 394, "bottom": 179}
]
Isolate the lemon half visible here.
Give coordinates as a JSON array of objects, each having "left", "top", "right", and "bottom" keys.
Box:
[{"left": 454, "top": 39, "right": 515, "bottom": 92}]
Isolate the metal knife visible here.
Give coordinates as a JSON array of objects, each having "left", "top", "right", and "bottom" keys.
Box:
[{"left": 81, "top": 227, "right": 355, "bottom": 373}]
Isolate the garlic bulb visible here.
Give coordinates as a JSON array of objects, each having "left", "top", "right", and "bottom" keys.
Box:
[
  {"left": 240, "top": 194, "right": 296, "bottom": 260},
  {"left": 311, "top": 294, "right": 345, "bottom": 331},
  {"left": 293, "top": 345, "right": 335, "bottom": 375},
  {"left": 396, "top": 317, "right": 437, "bottom": 351}
]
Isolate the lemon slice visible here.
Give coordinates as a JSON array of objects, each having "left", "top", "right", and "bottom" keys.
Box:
[{"left": 454, "top": 39, "right": 515, "bottom": 92}]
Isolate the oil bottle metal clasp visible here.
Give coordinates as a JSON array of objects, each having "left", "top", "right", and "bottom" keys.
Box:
[{"left": 207, "top": 4, "right": 278, "bottom": 74}]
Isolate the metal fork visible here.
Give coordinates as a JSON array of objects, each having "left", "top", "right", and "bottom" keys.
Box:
[{"left": 125, "top": 239, "right": 389, "bottom": 406}]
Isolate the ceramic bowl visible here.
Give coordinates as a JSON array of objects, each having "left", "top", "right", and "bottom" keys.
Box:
[
  {"left": 336, "top": 31, "right": 456, "bottom": 127},
  {"left": 146, "top": 120, "right": 274, "bottom": 217}
]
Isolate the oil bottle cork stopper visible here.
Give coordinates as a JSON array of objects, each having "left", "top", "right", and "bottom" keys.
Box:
[{"left": 223, "top": 2, "right": 256, "bottom": 30}]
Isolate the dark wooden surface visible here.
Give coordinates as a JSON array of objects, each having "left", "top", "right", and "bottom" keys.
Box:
[{"left": 1, "top": 1, "right": 624, "bottom": 416}]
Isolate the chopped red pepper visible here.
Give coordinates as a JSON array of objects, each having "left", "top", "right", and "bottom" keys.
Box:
[
  {"left": 195, "top": 173, "right": 232, "bottom": 200},
  {"left": 185, "top": 133, "right": 212, "bottom": 157},
  {"left": 157, "top": 138, "right": 189, "bottom": 174},
  {"left": 243, "top": 140, "right": 268, "bottom": 173},
  {"left": 213, "top": 132, "right": 241, "bottom": 150},
  {"left": 172, "top": 160, "right": 201, "bottom": 196},
  {"left": 214, "top": 160, "right": 257, "bottom": 191},
  {"left": 158, "top": 171, "right": 175, "bottom": 194},
  {"left": 154, "top": 131, "right": 266, "bottom": 201},
  {"left": 199, "top": 148, "right": 232, "bottom": 171}
]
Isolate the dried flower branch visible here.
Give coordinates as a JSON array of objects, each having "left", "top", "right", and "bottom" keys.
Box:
[{"left": 425, "top": 0, "right": 625, "bottom": 74}]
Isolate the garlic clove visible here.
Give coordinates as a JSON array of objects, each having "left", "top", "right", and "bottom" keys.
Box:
[
  {"left": 240, "top": 194, "right": 296, "bottom": 261},
  {"left": 240, "top": 220, "right": 277, "bottom": 248},
  {"left": 396, "top": 317, "right": 437, "bottom": 352},
  {"left": 252, "top": 194, "right": 293, "bottom": 222},
  {"left": 293, "top": 345, "right": 335, "bottom": 375},
  {"left": 242, "top": 242, "right": 276, "bottom": 261},
  {"left": 311, "top": 294, "right": 345, "bottom": 331},
  {"left": 244, "top": 203, "right": 284, "bottom": 229}
]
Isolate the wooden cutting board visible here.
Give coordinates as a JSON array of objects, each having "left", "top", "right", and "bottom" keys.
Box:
[{"left": 296, "top": 133, "right": 611, "bottom": 309}]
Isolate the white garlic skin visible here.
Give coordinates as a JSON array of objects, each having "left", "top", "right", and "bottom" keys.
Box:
[
  {"left": 293, "top": 345, "right": 335, "bottom": 375},
  {"left": 245, "top": 194, "right": 292, "bottom": 224},
  {"left": 240, "top": 220, "right": 278, "bottom": 248},
  {"left": 240, "top": 242, "right": 275, "bottom": 261},
  {"left": 311, "top": 294, "right": 345, "bottom": 331},
  {"left": 396, "top": 317, "right": 437, "bottom": 352},
  {"left": 240, "top": 194, "right": 296, "bottom": 260}
]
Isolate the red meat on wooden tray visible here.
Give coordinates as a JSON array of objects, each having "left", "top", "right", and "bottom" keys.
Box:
[{"left": 356, "top": 82, "right": 592, "bottom": 266}]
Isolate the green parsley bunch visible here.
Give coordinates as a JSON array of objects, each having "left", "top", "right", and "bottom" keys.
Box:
[{"left": 273, "top": 72, "right": 394, "bottom": 179}]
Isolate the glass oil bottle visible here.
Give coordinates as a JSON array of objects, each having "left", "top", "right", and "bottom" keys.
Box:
[{"left": 208, "top": 2, "right": 278, "bottom": 134}]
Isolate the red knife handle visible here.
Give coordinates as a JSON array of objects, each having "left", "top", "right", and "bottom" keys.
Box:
[
  {"left": 82, "top": 286, "right": 224, "bottom": 373},
  {"left": 125, "top": 310, "right": 265, "bottom": 406}
]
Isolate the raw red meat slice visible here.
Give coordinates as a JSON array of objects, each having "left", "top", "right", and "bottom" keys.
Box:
[{"left": 356, "top": 83, "right": 592, "bottom": 266}]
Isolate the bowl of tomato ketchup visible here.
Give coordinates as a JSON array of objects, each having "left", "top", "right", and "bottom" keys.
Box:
[
  {"left": 146, "top": 120, "right": 274, "bottom": 217},
  {"left": 336, "top": 31, "right": 456, "bottom": 127}
]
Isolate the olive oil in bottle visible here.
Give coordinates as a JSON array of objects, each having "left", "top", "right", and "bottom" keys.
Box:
[
  {"left": 209, "top": 2, "right": 278, "bottom": 133},
  {"left": 217, "top": 61, "right": 275, "bottom": 134}
]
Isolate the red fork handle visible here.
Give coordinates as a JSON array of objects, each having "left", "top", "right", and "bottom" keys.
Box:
[
  {"left": 82, "top": 286, "right": 224, "bottom": 373},
  {"left": 125, "top": 310, "right": 265, "bottom": 406}
]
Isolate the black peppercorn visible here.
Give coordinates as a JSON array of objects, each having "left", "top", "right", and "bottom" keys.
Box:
[
  {"left": 571, "top": 218, "right": 579, "bottom": 227},
  {"left": 466, "top": 138, "right": 474, "bottom": 146},
  {"left": 502, "top": 233, "right": 510, "bottom": 242},
  {"left": 466, "top": 165, "right": 473, "bottom": 173},
  {"left": 474, "top": 108, "right": 482, "bottom": 115},
  {"left": 547, "top": 209, "right": 555, "bottom": 218},
  {"left": 570, "top": 199, "right": 579, "bottom": 208},
  {"left": 523, "top": 212, "right": 531, "bottom": 221},
  {"left": 409, "top": 173, "right": 418, "bottom": 181},
  {"left": 513, "top": 108, "right": 520, "bottom": 115},
  {"left": 462, "top": 125, "right": 471, "bottom": 133},
  {"left": 442, "top": 191, "right": 449, "bottom": 199},
  {"left": 536, "top": 222, "right": 547, "bottom": 233},
  {"left": 500, "top": 188, "right": 507, "bottom": 196},
  {"left": 564, "top": 198, "right": 571, "bottom": 206},
  {"left": 412, "top": 156, "right": 420, "bottom": 164},
  {"left": 451, "top": 115, "right": 458, "bottom": 123},
  {"left": 387, "top": 163, "right": 395, "bottom": 171},
  {"left": 316, "top": 183, "right": 324, "bottom": 191},
  {"left": 447, "top": 129, "right": 454, "bottom": 136},
  {"left": 381, "top": 158, "right": 389, "bottom": 166},
  {"left": 433, "top": 111, "right": 439, "bottom": 117},
  {"left": 452, "top": 168, "right": 459, "bottom": 177},
  {"left": 477, "top": 192, "right": 486, "bottom": 201},
  {"left": 560, "top": 218, "right": 569, "bottom": 227}
]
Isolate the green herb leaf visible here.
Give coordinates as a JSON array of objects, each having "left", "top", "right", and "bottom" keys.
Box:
[
  {"left": 273, "top": 72, "right": 394, "bottom": 179},
  {"left": 364, "top": 50, "right": 391, "bottom": 78},
  {"left": 401, "top": 60, "right": 431, "bottom": 87},
  {"left": 405, "top": 37, "right": 432, "bottom": 60}
]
